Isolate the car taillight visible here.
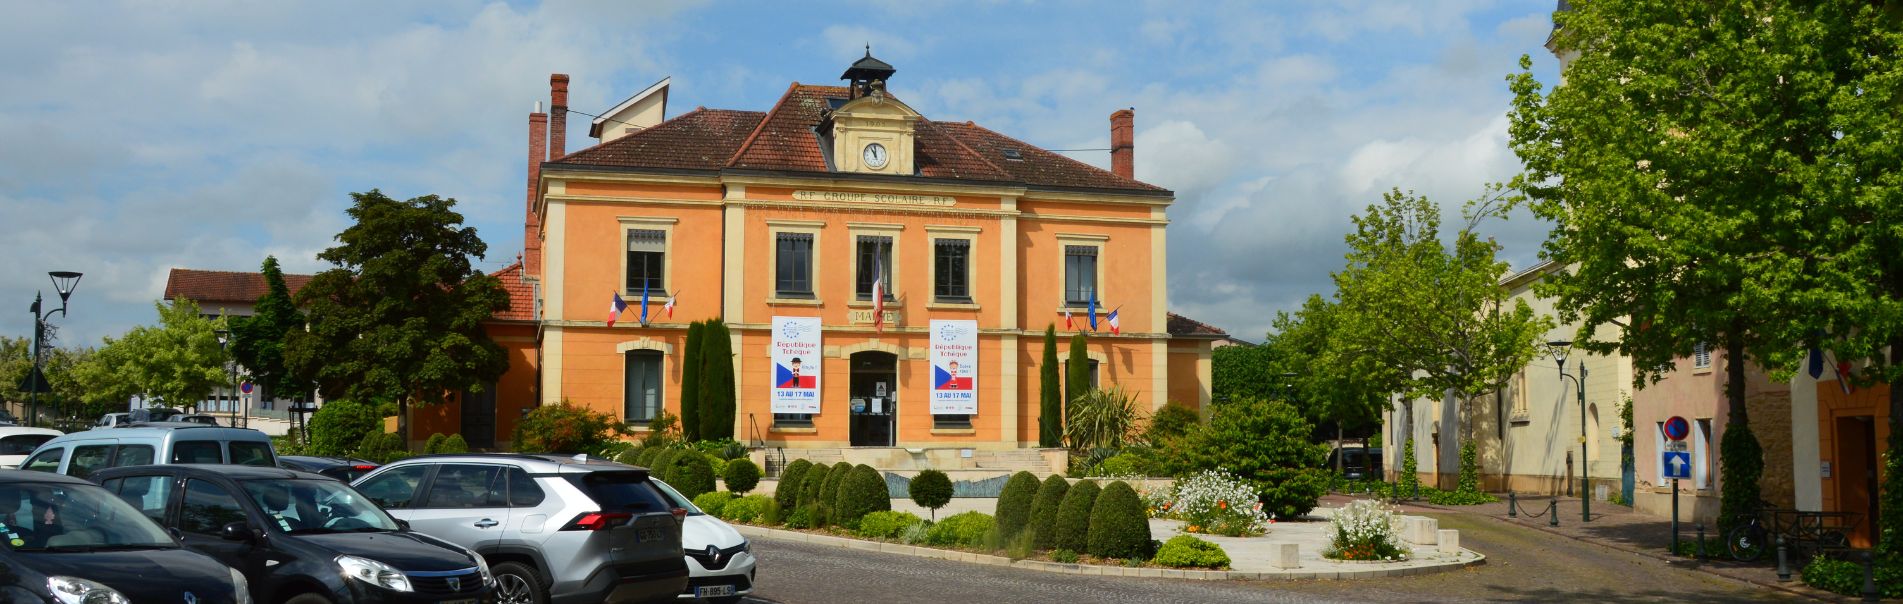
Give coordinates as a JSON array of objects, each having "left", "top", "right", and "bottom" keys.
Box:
[
  {"left": 352, "top": 465, "right": 376, "bottom": 471},
  {"left": 561, "top": 512, "right": 633, "bottom": 531},
  {"left": 670, "top": 507, "right": 687, "bottom": 524}
]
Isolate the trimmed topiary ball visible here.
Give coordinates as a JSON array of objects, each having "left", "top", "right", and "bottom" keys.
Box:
[
  {"left": 1152, "top": 534, "right": 1230, "bottom": 569},
  {"left": 439, "top": 434, "right": 470, "bottom": 453},
  {"left": 909, "top": 469, "right": 954, "bottom": 520},
  {"left": 422, "top": 433, "right": 448, "bottom": 454},
  {"left": 798, "top": 463, "right": 830, "bottom": 510},
  {"left": 834, "top": 465, "right": 893, "bottom": 530},
  {"left": 724, "top": 458, "right": 762, "bottom": 494},
  {"left": 670, "top": 453, "right": 718, "bottom": 500},
  {"left": 778, "top": 459, "right": 814, "bottom": 510},
  {"left": 1028, "top": 475, "right": 1071, "bottom": 550},
  {"left": 1086, "top": 481, "right": 1152, "bottom": 560},
  {"left": 993, "top": 471, "right": 1041, "bottom": 543},
  {"left": 1051, "top": 480, "right": 1100, "bottom": 553},
  {"left": 818, "top": 463, "right": 854, "bottom": 526}
]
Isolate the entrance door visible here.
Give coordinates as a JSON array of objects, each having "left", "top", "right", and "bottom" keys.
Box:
[
  {"left": 461, "top": 383, "right": 498, "bottom": 450},
  {"left": 1834, "top": 415, "right": 1878, "bottom": 548},
  {"left": 849, "top": 352, "right": 897, "bottom": 447}
]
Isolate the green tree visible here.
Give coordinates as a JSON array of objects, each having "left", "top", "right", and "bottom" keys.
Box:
[
  {"left": 1266, "top": 295, "right": 1396, "bottom": 444},
  {"left": 1331, "top": 188, "right": 1551, "bottom": 495},
  {"left": 285, "top": 190, "right": 509, "bottom": 443},
  {"left": 698, "top": 319, "right": 736, "bottom": 441},
  {"left": 908, "top": 469, "right": 953, "bottom": 521},
  {"left": 307, "top": 399, "right": 383, "bottom": 457},
  {"left": 680, "top": 321, "right": 705, "bottom": 440},
  {"left": 1065, "top": 332, "right": 1091, "bottom": 405},
  {"left": 1039, "top": 325, "right": 1063, "bottom": 447},
  {"left": 231, "top": 256, "right": 308, "bottom": 405},
  {"left": 511, "top": 400, "right": 632, "bottom": 455},
  {"left": 1506, "top": 1, "right": 1903, "bottom": 535},
  {"left": 1211, "top": 343, "right": 1277, "bottom": 405},
  {"left": 85, "top": 299, "right": 232, "bottom": 410},
  {"left": 1166, "top": 397, "right": 1330, "bottom": 519}
]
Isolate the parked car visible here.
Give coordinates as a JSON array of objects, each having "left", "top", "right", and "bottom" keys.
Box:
[
  {"left": 21, "top": 425, "right": 276, "bottom": 479},
  {"left": 175, "top": 414, "right": 222, "bottom": 426},
  {"left": 91, "top": 464, "right": 492, "bottom": 604},
  {"left": 0, "top": 469, "right": 252, "bottom": 603},
  {"left": 1327, "top": 446, "right": 1384, "bottom": 481},
  {"left": 0, "top": 409, "right": 18, "bottom": 425},
  {"left": 352, "top": 453, "right": 689, "bottom": 604},
  {"left": 94, "top": 413, "right": 131, "bottom": 429},
  {"left": 128, "top": 408, "right": 183, "bottom": 423},
  {"left": 650, "top": 480, "right": 754, "bottom": 603},
  {"left": 278, "top": 456, "right": 381, "bottom": 482},
  {"left": 0, "top": 427, "right": 62, "bottom": 469}
]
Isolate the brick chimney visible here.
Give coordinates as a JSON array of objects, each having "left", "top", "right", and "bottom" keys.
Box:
[
  {"left": 1109, "top": 108, "right": 1134, "bottom": 179},
  {"left": 549, "top": 74, "right": 570, "bottom": 160},
  {"left": 525, "top": 105, "right": 548, "bottom": 277}
]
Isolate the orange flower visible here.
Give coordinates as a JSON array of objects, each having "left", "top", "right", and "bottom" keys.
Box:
[{"left": 1218, "top": 500, "right": 1227, "bottom": 510}]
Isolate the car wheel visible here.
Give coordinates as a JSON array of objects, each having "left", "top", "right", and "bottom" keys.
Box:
[
  {"left": 284, "top": 594, "right": 333, "bottom": 604},
  {"left": 491, "top": 561, "right": 548, "bottom": 604}
]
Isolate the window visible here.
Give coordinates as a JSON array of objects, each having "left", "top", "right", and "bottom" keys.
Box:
[
  {"left": 505, "top": 467, "right": 546, "bottom": 507},
  {"left": 934, "top": 239, "right": 971, "bottom": 302},
  {"left": 357, "top": 465, "right": 431, "bottom": 509},
  {"left": 1694, "top": 418, "right": 1713, "bottom": 489},
  {"left": 22, "top": 449, "right": 61, "bottom": 473},
  {"left": 0, "top": 435, "right": 54, "bottom": 455},
  {"left": 179, "top": 479, "right": 247, "bottom": 535},
  {"left": 775, "top": 233, "right": 815, "bottom": 297},
  {"left": 855, "top": 236, "right": 894, "bottom": 301},
  {"left": 773, "top": 412, "right": 814, "bottom": 427},
  {"left": 108, "top": 475, "right": 173, "bottom": 523},
  {"left": 171, "top": 441, "right": 222, "bottom": 464},
  {"left": 625, "top": 229, "right": 666, "bottom": 295},
  {"left": 1064, "top": 245, "right": 1099, "bottom": 306},
  {"left": 229, "top": 442, "right": 274, "bottom": 466},
  {"left": 624, "top": 351, "right": 664, "bottom": 424},
  {"left": 1693, "top": 342, "right": 1711, "bottom": 369},
  {"left": 113, "top": 445, "right": 155, "bottom": 467},
  {"left": 68, "top": 445, "right": 114, "bottom": 478},
  {"left": 934, "top": 415, "right": 971, "bottom": 429},
  {"left": 423, "top": 464, "right": 503, "bottom": 509},
  {"left": 1065, "top": 358, "right": 1102, "bottom": 390}
]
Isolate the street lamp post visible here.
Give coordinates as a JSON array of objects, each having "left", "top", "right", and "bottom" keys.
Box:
[
  {"left": 26, "top": 271, "right": 83, "bottom": 428},
  {"left": 214, "top": 329, "right": 237, "bottom": 427},
  {"left": 1549, "top": 340, "right": 1590, "bottom": 523}
]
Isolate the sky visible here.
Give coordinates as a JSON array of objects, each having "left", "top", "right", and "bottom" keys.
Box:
[{"left": 0, "top": 0, "right": 1563, "bottom": 347}]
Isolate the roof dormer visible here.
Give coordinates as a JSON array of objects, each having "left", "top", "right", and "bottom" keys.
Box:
[{"left": 828, "top": 50, "right": 919, "bottom": 175}]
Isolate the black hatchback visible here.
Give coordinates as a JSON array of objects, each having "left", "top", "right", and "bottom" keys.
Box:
[
  {"left": 89, "top": 464, "right": 492, "bottom": 604},
  {"left": 0, "top": 469, "right": 249, "bottom": 603}
]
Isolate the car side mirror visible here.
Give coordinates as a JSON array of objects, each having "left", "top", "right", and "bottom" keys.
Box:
[
  {"left": 167, "top": 527, "right": 183, "bottom": 542},
  {"left": 395, "top": 519, "right": 410, "bottom": 531},
  {"left": 219, "top": 521, "right": 254, "bottom": 542}
]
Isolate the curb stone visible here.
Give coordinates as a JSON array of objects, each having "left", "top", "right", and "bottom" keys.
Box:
[{"left": 733, "top": 524, "right": 1485, "bottom": 581}]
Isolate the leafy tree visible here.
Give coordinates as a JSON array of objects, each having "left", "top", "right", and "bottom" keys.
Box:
[
  {"left": 1331, "top": 188, "right": 1551, "bottom": 494},
  {"left": 1039, "top": 325, "right": 1063, "bottom": 447},
  {"left": 680, "top": 321, "right": 705, "bottom": 440},
  {"left": 1506, "top": 1, "right": 1903, "bottom": 536},
  {"left": 698, "top": 319, "right": 736, "bottom": 441},
  {"left": 908, "top": 469, "right": 953, "bottom": 521},
  {"left": 1266, "top": 295, "right": 1396, "bottom": 447},
  {"left": 80, "top": 299, "right": 232, "bottom": 411},
  {"left": 1143, "top": 401, "right": 1200, "bottom": 448},
  {"left": 285, "top": 190, "right": 509, "bottom": 442},
  {"left": 1166, "top": 397, "right": 1330, "bottom": 519},
  {"left": 511, "top": 400, "right": 632, "bottom": 456},
  {"left": 1211, "top": 343, "right": 1278, "bottom": 405},
  {"left": 1065, "top": 332, "right": 1091, "bottom": 405},
  {"left": 231, "top": 256, "right": 307, "bottom": 405}
]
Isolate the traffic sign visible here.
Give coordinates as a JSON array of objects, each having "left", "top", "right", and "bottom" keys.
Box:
[
  {"left": 239, "top": 382, "right": 254, "bottom": 395},
  {"left": 1663, "top": 451, "right": 1693, "bottom": 480},
  {"left": 1663, "top": 416, "right": 1691, "bottom": 441}
]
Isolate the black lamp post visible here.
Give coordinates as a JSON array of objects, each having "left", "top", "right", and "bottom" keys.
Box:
[
  {"left": 1549, "top": 340, "right": 1590, "bottom": 523},
  {"left": 27, "top": 271, "right": 83, "bottom": 428},
  {"left": 213, "top": 329, "right": 238, "bottom": 426}
]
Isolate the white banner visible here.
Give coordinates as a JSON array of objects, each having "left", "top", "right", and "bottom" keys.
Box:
[
  {"left": 929, "top": 319, "right": 978, "bottom": 415},
  {"left": 770, "top": 316, "right": 822, "bottom": 413}
]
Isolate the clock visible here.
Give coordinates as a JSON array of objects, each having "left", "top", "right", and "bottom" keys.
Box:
[{"left": 862, "top": 142, "right": 889, "bottom": 170}]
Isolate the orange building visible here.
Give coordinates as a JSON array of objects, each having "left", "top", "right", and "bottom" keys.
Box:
[{"left": 515, "top": 55, "right": 1225, "bottom": 454}]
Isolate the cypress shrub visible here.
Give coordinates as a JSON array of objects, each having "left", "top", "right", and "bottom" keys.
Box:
[
  {"left": 680, "top": 321, "right": 705, "bottom": 440},
  {"left": 818, "top": 463, "right": 852, "bottom": 525},
  {"left": 422, "top": 433, "right": 448, "bottom": 454},
  {"left": 1028, "top": 475, "right": 1071, "bottom": 550},
  {"left": 798, "top": 463, "right": 830, "bottom": 510},
  {"left": 439, "top": 434, "right": 470, "bottom": 453},
  {"left": 1039, "top": 325, "right": 1063, "bottom": 447},
  {"left": 993, "top": 471, "right": 1041, "bottom": 543},
  {"left": 778, "top": 459, "right": 814, "bottom": 510},
  {"left": 698, "top": 319, "right": 736, "bottom": 441},
  {"left": 724, "top": 459, "right": 762, "bottom": 494},
  {"left": 1050, "top": 480, "right": 1100, "bottom": 553},
  {"left": 909, "top": 469, "right": 953, "bottom": 521},
  {"left": 1086, "top": 481, "right": 1152, "bottom": 559},
  {"left": 670, "top": 453, "right": 717, "bottom": 500},
  {"left": 1066, "top": 332, "right": 1091, "bottom": 408},
  {"left": 834, "top": 465, "right": 893, "bottom": 530}
]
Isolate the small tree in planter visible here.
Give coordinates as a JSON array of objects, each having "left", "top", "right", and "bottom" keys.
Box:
[{"left": 909, "top": 469, "right": 953, "bottom": 521}]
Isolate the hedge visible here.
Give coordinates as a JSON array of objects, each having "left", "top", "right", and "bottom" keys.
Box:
[
  {"left": 909, "top": 469, "right": 953, "bottom": 520},
  {"left": 422, "top": 433, "right": 448, "bottom": 454},
  {"left": 818, "top": 463, "right": 852, "bottom": 526},
  {"left": 778, "top": 459, "right": 814, "bottom": 510},
  {"left": 1152, "top": 535, "right": 1230, "bottom": 569},
  {"left": 1027, "top": 475, "right": 1071, "bottom": 550},
  {"left": 925, "top": 511, "right": 995, "bottom": 548},
  {"left": 718, "top": 495, "right": 774, "bottom": 524},
  {"left": 856, "top": 511, "right": 924, "bottom": 539},
  {"left": 692, "top": 491, "right": 734, "bottom": 517},
  {"left": 650, "top": 449, "right": 681, "bottom": 481},
  {"left": 993, "top": 471, "right": 1041, "bottom": 543},
  {"left": 797, "top": 463, "right": 830, "bottom": 510},
  {"left": 635, "top": 447, "right": 663, "bottom": 468},
  {"left": 1051, "top": 480, "right": 1100, "bottom": 553},
  {"left": 670, "top": 453, "right": 717, "bottom": 500},
  {"left": 1086, "top": 481, "right": 1151, "bottom": 559},
  {"left": 308, "top": 399, "right": 382, "bottom": 457},
  {"left": 724, "top": 459, "right": 762, "bottom": 494},
  {"left": 834, "top": 465, "right": 892, "bottom": 530}
]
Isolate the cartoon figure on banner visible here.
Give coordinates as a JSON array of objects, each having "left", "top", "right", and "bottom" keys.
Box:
[
  {"left": 777, "top": 357, "right": 817, "bottom": 388},
  {"left": 934, "top": 360, "right": 973, "bottom": 391}
]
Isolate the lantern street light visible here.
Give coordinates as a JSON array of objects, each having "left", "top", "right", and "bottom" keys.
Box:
[
  {"left": 26, "top": 271, "right": 83, "bottom": 428},
  {"left": 1548, "top": 339, "right": 1590, "bottom": 523},
  {"left": 213, "top": 329, "right": 239, "bottom": 426}
]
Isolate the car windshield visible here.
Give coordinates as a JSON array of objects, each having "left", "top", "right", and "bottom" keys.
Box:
[
  {"left": 241, "top": 479, "right": 400, "bottom": 534},
  {"left": 0, "top": 482, "right": 176, "bottom": 552},
  {"left": 649, "top": 480, "right": 705, "bottom": 516}
]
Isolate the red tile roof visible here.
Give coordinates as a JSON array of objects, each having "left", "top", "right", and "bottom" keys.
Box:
[
  {"left": 1167, "top": 312, "right": 1229, "bottom": 338},
  {"left": 163, "top": 268, "right": 314, "bottom": 304},
  {"left": 490, "top": 261, "right": 536, "bottom": 322},
  {"left": 550, "top": 83, "right": 1166, "bottom": 193}
]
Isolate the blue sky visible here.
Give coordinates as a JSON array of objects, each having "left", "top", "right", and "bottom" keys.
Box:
[{"left": 0, "top": 0, "right": 1561, "bottom": 346}]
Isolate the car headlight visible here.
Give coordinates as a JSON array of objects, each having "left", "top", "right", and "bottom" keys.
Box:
[
  {"left": 336, "top": 555, "right": 413, "bottom": 592},
  {"left": 47, "top": 576, "right": 130, "bottom": 604},
  {"left": 229, "top": 566, "right": 253, "bottom": 604},
  {"left": 739, "top": 539, "right": 750, "bottom": 553},
  {"left": 465, "top": 547, "right": 495, "bottom": 586}
]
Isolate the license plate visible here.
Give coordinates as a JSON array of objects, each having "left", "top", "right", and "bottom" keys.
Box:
[
  {"left": 695, "top": 585, "right": 736, "bottom": 598},
  {"left": 637, "top": 527, "right": 664, "bottom": 542}
]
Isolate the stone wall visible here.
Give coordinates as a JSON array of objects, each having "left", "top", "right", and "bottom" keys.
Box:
[{"left": 1746, "top": 390, "right": 1796, "bottom": 509}]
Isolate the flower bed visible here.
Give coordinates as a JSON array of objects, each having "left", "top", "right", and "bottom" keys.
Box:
[
  {"left": 1322, "top": 499, "right": 1409, "bottom": 561},
  {"left": 1148, "top": 469, "right": 1273, "bottom": 536}
]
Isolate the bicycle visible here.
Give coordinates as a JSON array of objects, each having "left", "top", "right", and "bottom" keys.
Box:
[{"left": 1724, "top": 499, "right": 1778, "bottom": 561}]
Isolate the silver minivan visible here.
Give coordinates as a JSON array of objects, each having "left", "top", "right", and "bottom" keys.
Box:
[{"left": 20, "top": 423, "right": 276, "bottom": 479}]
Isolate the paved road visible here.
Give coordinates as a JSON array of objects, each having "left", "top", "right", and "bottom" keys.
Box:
[{"left": 739, "top": 512, "right": 1800, "bottom": 603}]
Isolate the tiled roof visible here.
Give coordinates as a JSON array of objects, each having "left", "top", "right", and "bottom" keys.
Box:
[
  {"left": 491, "top": 261, "right": 536, "bottom": 322},
  {"left": 1166, "top": 312, "right": 1229, "bottom": 338},
  {"left": 549, "top": 83, "right": 1165, "bottom": 193},
  {"left": 163, "top": 268, "right": 314, "bottom": 304}
]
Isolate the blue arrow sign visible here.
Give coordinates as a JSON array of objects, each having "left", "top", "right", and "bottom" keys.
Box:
[{"left": 1663, "top": 451, "right": 1693, "bottom": 480}]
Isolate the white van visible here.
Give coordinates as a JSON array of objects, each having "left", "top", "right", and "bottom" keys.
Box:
[{"left": 20, "top": 424, "right": 276, "bottom": 479}]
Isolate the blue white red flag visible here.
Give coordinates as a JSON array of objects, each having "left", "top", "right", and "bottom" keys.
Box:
[
  {"left": 607, "top": 291, "right": 628, "bottom": 327},
  {"left": 1107, "top": 307, "right": 1121, "bottom": 335},
  {"left": 1063, "top": 307, "right": 1075, "bottom": 330},
  {"left": 872, "top": 252, "right": 886, "bottom": 332}
]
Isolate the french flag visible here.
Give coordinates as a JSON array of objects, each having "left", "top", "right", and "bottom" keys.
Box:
[
  {"left": 1063, "top": 307, "right": 1075, "bottom": 330},
  {"left": 663, "top": 293, "right": 676, "bottom": 318},
  {"left": 607, "top": 292, "right": 628, "bottom": 327},
  {"left": 1107, "top": 308, "right": 1121, "bottom": 335},
  {"left": 871, "top": 253, "right": 886, "bottom": 332}
]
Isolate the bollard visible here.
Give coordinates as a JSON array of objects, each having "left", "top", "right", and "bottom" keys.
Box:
[
  {"left": 1549, "top": 500, "right": 1559, "bottom": 527},
  {"left": 1775, "top": 535, "right": 1790, "bottom": 582},
  {"left": 1413, "top": 482, "right": 1420, "bottom": 501},
  {"left": 1863, "top": 550, "right": 1879, "bottom": 602},
  {"left": 1508, "top": 492, "right": 1517, "bottom": 518},
  {"left": 1695, "top": 524, "right": 1705, "bottom": 560}
]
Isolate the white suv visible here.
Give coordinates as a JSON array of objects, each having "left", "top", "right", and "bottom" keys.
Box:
[
  {"left": 651, "top": 480, "right": 756, "bottom": 602},
  {"left": 353, "top": 454, "right": 689, "bottom": 604}
]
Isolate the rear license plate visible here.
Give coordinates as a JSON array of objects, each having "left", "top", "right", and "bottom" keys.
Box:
[
  {"left": 637, "top": 527, "right": 664, "bottom": 542},
  {"left": 695, "top": 585, "right": 736, "bottom": 598}
]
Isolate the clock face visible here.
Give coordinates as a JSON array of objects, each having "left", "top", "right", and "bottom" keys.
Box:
[{"left": 862, "top": 142, "right": 889, "bottom": 169}]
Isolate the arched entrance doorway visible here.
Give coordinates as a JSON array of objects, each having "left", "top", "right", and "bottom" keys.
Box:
[{"left": 850, "top": 351, "right": 897, "bottom": 447}]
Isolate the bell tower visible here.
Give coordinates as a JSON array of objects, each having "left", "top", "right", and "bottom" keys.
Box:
[{"left": 826, "top": 48, "right": 919, "bottom": 175}]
